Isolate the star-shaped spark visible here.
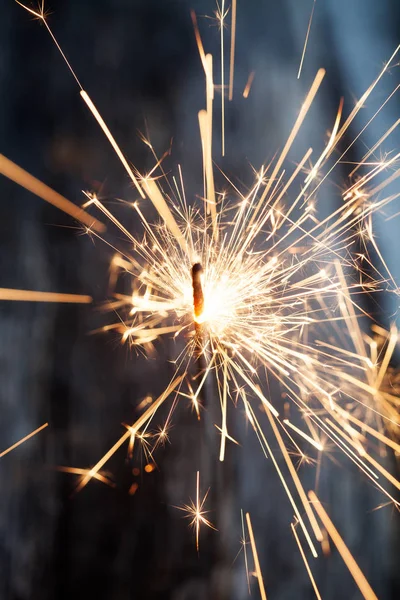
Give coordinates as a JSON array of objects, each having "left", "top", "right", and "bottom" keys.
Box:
[{"left": 176, "top": 471, "right": 217, "bottom": 551}]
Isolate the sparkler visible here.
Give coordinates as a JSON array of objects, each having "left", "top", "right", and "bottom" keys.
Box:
[{"left": 4, "top": 0, "right": 400, "bottom": 596}]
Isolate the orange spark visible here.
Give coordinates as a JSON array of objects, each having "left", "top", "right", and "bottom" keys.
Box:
[
  {"left": 291, "top": 522, "right": 322, "bottom": 600},
  {"left": 0, "top": 154, "right": 105, "bottom": 233},
  {"left": 129, "top": 482, "right": 139, "bottom": 495},
  {"left": 246, "top": 512, "right": 268, "bottom": 600},
  {"left": 309, "top": 491, "right": 379, "bottom": 600},
  {"left": 0, "top": 288, "right": 92, "bottom": 304},
  {"left": 0, "top": 423, "right": 48, "bottom": 458},
  {"left": 177, "top": 471, "right": 216, "bottom": 552},
  {"left": 228, "top": 0, "right": 237, "bottom": 101},
  {"left": 242, "top": 71, "right": 255, "bottom": 98},
  {"left": 80, "top": 92, "right": 144, "bottom": 198},
  {"left": 297, "top": 0, "right": 316, "bottom": 79}
]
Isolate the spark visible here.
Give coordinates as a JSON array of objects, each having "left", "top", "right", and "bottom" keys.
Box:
[
  {"left": 15, "top": 1, "right": 82, "bottom": 89},
  {"left": 80, "top": 92, "right": 144, "bottom": 198},
  {"left": 152, "top": 424, "right": 171, "bottom": 449},
  {"left": 263, "top": 406, "right": 322, "bottom": 550},
  {"left": 297, "top": 0, "right": 317, "bottom": 79},
  {"left": 0, "top": 289, "right": 92, "bottom": 304},
  {"left": 198, "top": 104, "right": 218, "bottom": 237},
  {"left": 176, "top": 471, "right": 216, "bottom": 552},
  {"left": 242, "top": 71, "right": 255, "bottom": 99},
  {"left": 0, "top": 154, "right": 105, "bottom": 233},
  {"left": 16, "top": 2, "right": 144, "bottom": 198},
  {"left": 349, "top": 117, "right": 400, "bottom": 179},
  {"left": 246, "top": 512, "right": 268, "bottom": 600},
  {"left": 0, "top": 423, "right": 48, "bottom": 458},
  {"left": 56, "top": 466, "right": 115, "bottom": 488},
  {"left": 144, "top": 463, "right": 156, "bottom": 473},
  {"left": 250, "top": 67, "right": 325, "bottom": 224},
  {"left": 333, "top": 405, "right": 400, "bottom": 455},
  {"left": 283, "top": 419, "right": 324, "bottom": 452},
  {"left": 291, "top": 521, "right": 322, "bottom": 600},
  {"left": 134, "top": 430, "right": 153, "bottom": 463},
  {"left": 141, "top": 179, "right": 187, "bottom": 251},
  {"left": 240, "top": 509, "right": 251, "bottom": 594},
  {"left": 73, "top": 374, "right": 184, "bottom": 494},
  {"left": 219, "top": 1, "right": 227, "bottom": 155},
  {"left": 309, "top": 491, "right": 379, "bottom": 600},
  {"left": 190, "top": 9, "right": 209, "bottom": 76},
  {"left": 129, "top": 482, "right": 139, "bottom": 495},
  {"left": 325, "top": 418, "right": 400, "bottom": 492},
  {"left": 228, "top": 0, "right": 237, "bottom": 101}
]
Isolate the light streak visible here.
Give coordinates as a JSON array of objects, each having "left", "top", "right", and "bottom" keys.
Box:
[
  {"left": 328, "top": 44, "right": 400, "bottom": 160},
  {"left": 80, "top": 92, "right": 144, "bottom": 198},
  {"left": 325, "top": 418, "right": 400, "bottom": 492},
  {"left": 374, "top": 329, "right": 398, "bottom": 391},
  {"left": 250, "top": 67, "right": 325, "bottom": 224},
  {"left": 242, "top": 71, "right": 255, "bottom": 98},
  {"left": 56, "top": 466, "right": 115, "bottom": 487},
  {"left": 74, "top": 374, "right": 184, "bottom": 494},
  {"left": 15, "top": 1, "right": 83, "bottom": 89},
  {"left": 15, "top": 4, "right": 144, "bottom": 199},
  {"left": 297, "top": 0, "right": 316, "bottom": 79},
  {"left": 240, "top": 509, "right": 251, "bottom": 594},
  {"left": 0, "top": 423, "right": 48, "bottom": 458},
  {"left": 220, "top": 0, "right": 227, "bottom": 156},
  {"left": 333, "top": 405, "right": 400, "bottom": 455},
  {"left": 246, "top": 512, "right": 268, "bottom": 600},
  {"left": 218, "top": 356, "right": 229, "bottom": 461},
  {"left": 264, "top": 406, "right": 323, "bottom": 549},
  {"left": 191, "top": 9, "right": 209, "bottom": 76},
  {"left": 283, "top": 419, "right": 323, "bottom": 452},
  {"left": 0, "top": 154, "right": 105, "bottom": 233},
  {"left": 291, "top": 522, "right": 322, "bottom": 600},
  {"left": 0, "top": 289, "right": 92, "bottom": 303},
  {"left": 228, "top": 0, "right": 237, "bottom": 101},
  {"left": 309, "top": 491, "right": 379, "bottom": 600},
  {"left": 349, "top": 117, "right": 400, "bottom": 178},
  {"left": 198, "top": 106, "right": 218, "bottom": 236},
  {"left": 141, "top": 178, "right": 187, "bottom": 251}
]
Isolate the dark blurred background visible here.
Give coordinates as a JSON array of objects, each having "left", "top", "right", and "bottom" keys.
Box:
[{"left": 1, "top": 1, "right": 400, "bottom": 598}]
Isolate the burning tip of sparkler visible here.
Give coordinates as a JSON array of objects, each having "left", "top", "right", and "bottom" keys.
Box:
[{"left": 192, "top": 262, "right": 205, "bottom": 325}]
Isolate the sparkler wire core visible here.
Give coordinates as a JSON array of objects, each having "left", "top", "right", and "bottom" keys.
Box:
[{"left": 192, "top": 263, "right": 205, "bottom": 327}]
